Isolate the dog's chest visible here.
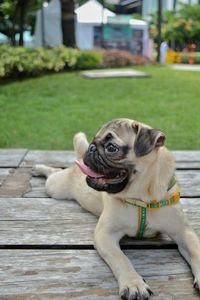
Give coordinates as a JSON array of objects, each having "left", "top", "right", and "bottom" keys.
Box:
[
  {"left": 113, "top": 204, "right": 159, "bottom": 239},
  {"left": 127, "top": 214, "right": 159, "bottom": 239}
]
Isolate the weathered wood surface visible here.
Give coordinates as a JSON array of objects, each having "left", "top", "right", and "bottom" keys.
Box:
[
  {"left": 0, "top": 167, "right": 31, "bottom": 198},
  {"left": 0, "top": 149, "right": 27, "bottom": 167},
  {"left": 0, "top": 149, "right": 199, "bottom": 168},
  {"left": 18, "top": 150, "right": 200, "bottom": 169},
  {"left": 173, "top": 150, "right": 200, "bottom": 169},
  {"left": 21, "top": 150, "right": 75, "bottom": 168},
  {"left": 0, "top": 197, "right": 199, "bottom": 246},
  {"left": 0, "top": 168, "right": 11, "bottom": 185},
  {"left": 0, "top": 168, "right": 200, "bottom": 199},
  {"left": 0, "top": 149, "right": 200, "bottom": 299},
  {"left": 23, "top": 169, "right": 200, "bottom": 198},
  {"left": 0, "top": 249, "right": 199, "bottom": 300},
  {"left": 0, "top": 198, "right": 97, "bottom": 245}
]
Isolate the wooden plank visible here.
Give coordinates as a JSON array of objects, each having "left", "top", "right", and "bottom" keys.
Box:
[
  {"left": 0, "top": 197, "right": 200, "bottom": 246},
  {"left": 0, "top": 198, "right": 97, "bottom": 245},
  {"left": 172, "top": 151, "right": 200, "bottom": 169},
  {"left": 24, "top": 176, "right": 47, "bottom": 198},
  {"left": 176, "top": 161, "right": 200, "bottom": 169},
  {"left": 0, "top": 249, "right": 198, "bottom": 299},
  {"left": 176, "top": 170, "right": 200, "bottom": 197},
  {"left": 0, "top": 168, "right": 199, "bottom": 199},
  {"left": 0, "top": 168, "right": 12, "bottom": 186},
  {"left": 172, "top": 150, "right": 200, "bottom": 161},
  {"left": 21, "top": 170, "right": 200, "bottom": 199},
  {"left": 19, "top": 150, "right": 200, "bottom": 169},
  {"left": 0, "top": 150, "right": 199, "bottom": 169},
  {"left": 21, "top": 150, "right": 75, "bottom": 168},
  {"left": 0, "top": 168, "right": 31, "bottom": 198},
  {"left": 0, "top": 149, "right": 27, "bottom": 167}
]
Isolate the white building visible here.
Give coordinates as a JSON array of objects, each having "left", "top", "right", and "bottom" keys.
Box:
[
  {"left": 76, "top": 0, "right": 148, "bottom": 55},
  {"left": 34, "top": 0, "right": 149, "bottom": 55}
]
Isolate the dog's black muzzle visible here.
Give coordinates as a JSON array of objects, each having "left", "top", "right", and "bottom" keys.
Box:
[{"left": 83, "top": 143, "right": 130, "bottom": 194}]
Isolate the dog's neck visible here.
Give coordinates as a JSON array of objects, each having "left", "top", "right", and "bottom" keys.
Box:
[{"left": 116, "top": 147, "right": 176, "bottom": 202}]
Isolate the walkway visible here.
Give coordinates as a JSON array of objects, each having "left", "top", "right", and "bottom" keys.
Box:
[{"left": 172, "top": 64, "right": 200, "bottom": 71}]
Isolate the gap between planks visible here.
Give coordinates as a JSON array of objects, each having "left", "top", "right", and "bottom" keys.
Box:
[{"left": 0, "top": 244, "right": 178, "bottom": 251}]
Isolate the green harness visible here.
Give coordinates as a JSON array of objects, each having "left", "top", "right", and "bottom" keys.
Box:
[{"left": 124, "top": 176, "right": 180, "bottom": 239}]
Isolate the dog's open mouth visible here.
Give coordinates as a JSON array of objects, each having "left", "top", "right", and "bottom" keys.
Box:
[{"left": 75, "top": 160, "right": 129, "bottom": 193}]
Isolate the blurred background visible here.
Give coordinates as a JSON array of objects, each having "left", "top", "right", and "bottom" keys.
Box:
[{"left": 0, "top": 0, "right": 200, "bottom": 150}]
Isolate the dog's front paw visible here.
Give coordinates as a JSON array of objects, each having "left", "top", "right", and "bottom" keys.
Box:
[
  {"left": 119, "top": 278, "right": 153, "bottom": 300},
  {"left": 193, "top": 276, "right": 200, "bottom": 291}
]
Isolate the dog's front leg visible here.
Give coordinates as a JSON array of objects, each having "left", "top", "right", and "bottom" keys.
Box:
[
  {"left": 166, "top": 211, "right": 200, "bottom": 291},
  {"left": 94, "top": 219, "right": 153, "bottom": 300}
]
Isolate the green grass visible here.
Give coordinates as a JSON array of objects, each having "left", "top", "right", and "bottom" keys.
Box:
[{"left": 0, "top": 65, "right": 200, "bottom": 150}]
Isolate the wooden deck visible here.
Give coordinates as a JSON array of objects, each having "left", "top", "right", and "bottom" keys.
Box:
[{"left": 0, "top": 149, "right": 200, "bottom": 299}]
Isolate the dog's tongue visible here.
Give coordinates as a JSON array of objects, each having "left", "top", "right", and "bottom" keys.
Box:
[{"left": 75, "top": 160, "right": 104, "bottom": 178}]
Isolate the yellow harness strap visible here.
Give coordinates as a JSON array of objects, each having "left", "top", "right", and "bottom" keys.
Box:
[{"left": 125, "top": 188, "right": 180, "bottom": 239}]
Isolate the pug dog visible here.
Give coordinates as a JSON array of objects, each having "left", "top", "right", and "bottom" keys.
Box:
[{"left": 33, "top": 118, "right": 200, "bottom": 300}]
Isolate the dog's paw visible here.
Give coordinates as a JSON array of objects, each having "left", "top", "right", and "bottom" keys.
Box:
[
  {"left": 193, "top": 276, "right": 200, "bottom": 291},
  {"left": 119, "top": 278, "right": 153, "bottom": 300},
  {"left": 31, "top": 164, "right": 46, "bottom": 177}
]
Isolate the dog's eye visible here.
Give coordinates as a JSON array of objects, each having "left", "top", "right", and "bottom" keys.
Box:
[
  {"left": 106, "top": 143, "right": 119, "bottom": 153},
  {"left": 104, "top": 133, "right": 113, "bottom": 142}
]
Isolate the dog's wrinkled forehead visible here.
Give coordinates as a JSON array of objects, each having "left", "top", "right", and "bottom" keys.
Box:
[
  {"left": 94, "top": 118, "right": 165, "bottom": 157},
  {"left": 95, "top": 118, "right": 135, "bottom": 144}
]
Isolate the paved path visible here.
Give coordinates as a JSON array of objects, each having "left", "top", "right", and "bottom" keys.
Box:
[
  {"left": 81, "top": 69, "right": 149, "bottom": 78},
  {"left": 0, "top": 149, "right": 200, "bottom": 299},
  {"left": 171, "top": 64, "right": 200, "bottom": 71}
]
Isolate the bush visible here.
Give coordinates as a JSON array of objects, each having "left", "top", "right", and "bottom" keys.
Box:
[
  {"left": 0, "top": 45, "right": 152, "bottom": 80},
  {"left": 180, "top": 52, "right": 200, "bottom": 64},
  {"left": 101, "top": 49, "right": 152, "bottom": 68},
  {"left": 0, "top": 46, "right": 80, "bottom": 79},
  {"left": 76, "top": 50, "right": 102, "bottom": 70}
]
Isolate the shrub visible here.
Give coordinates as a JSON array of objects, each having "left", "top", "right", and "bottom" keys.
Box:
[
  {"left": 76, "top": 50, "right": 102, "bottom": 70},
  {"left": 0, "top": 45, "right": 152, "bottom": 80},
  {"left": 100, "top": 49, "right": 152, "bottom": 68},
  {"left": 0, "top": 46, "right": 102, "bottom": 79},
  {"left": 101, "top": 49, "right": 135, "bottom": 67},
  {"left": 180, "top": 52, "right": 200, "bottom": 64},
  {"left": 0, "top": 46, "right": 80, "bottom": 79}
]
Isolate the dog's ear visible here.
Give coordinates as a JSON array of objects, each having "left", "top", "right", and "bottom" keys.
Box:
[{"left": 133, "top": 124, "right": 165, "bottom": 157}]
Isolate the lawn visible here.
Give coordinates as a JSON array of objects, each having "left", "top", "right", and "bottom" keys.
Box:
[{"left": 0, "top": 65, "right": 200, "bottom": 150}]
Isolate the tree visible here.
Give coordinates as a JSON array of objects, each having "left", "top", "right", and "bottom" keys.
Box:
[
  {"left": 61, "top": 0, "right": 75, "bottom": 47},
  {"left": 149, "top": 4, "right": 200, "bottom": 50},
  {"left": 164, "top": 5, "right": 200, "bottom": 47},
  {"left": 0, "top": 0, "right": 18, "bottom": 45},
  {"left": 157, "top": 0, "right": 162, "bottom": 62},
  {"left": 0, "top": 0, "right": 88, "bottom": 48},
  {"left": 19, "top": 0, "right": 28, "bottom": 45},
  {"left": 0, "top": 0, "right": 43, "bottom": 45}
]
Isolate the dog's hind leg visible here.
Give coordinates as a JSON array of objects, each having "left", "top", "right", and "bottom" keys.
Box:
[
  {"left": 32, "top": 164, "right": 62, "bottom": 178},
  {"left": 31, "top": 132, "right": 91, "bottom": 202},
  {"left": 32, "top": 131, "right": 89, "bottom": 178}
]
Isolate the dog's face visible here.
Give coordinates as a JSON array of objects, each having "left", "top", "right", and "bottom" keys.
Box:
[{"left": 80, "top": 119, "right": 165, "bottom": 194}]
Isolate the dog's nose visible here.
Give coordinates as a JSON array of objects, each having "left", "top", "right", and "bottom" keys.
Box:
[{"left": 89, "top": 144, "right": 96, "bottom": 153}]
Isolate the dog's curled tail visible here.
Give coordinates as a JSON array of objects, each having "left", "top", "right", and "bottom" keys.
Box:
[{"left": 73, "top": 132, "right": 89, "bottom": 159}]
